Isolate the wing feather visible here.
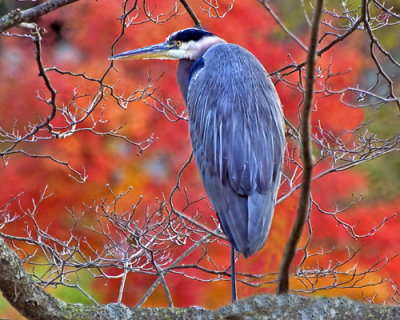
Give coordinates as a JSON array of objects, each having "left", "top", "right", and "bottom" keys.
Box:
[{"left": 187, "top": 43, "right": 285, "bottom": 256}]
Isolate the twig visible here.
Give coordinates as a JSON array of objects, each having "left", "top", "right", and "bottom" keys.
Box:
[
  {"left": 180, "top": 0, "right": 202, "bottom": 27},
  {"left": 258, "top": 1, "right": 307, "bottom": 52}
]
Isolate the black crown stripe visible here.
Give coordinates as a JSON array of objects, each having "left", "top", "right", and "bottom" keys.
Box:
[{"left": 168, "top": 28, "right": 214, "bottom": 43}]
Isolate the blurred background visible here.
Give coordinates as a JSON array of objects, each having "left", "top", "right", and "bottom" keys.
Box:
[{"left": 0, "top": 0, "right": 399, "bottom": 318}]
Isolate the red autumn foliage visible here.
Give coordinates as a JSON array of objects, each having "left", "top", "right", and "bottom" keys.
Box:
[{"left": 0, "top": 1, "right": 399, "bottom": 317}]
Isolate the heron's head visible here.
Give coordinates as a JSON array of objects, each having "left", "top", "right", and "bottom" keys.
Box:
[{"left": 109, "top": 28, "right": 225, "bottom": 62}]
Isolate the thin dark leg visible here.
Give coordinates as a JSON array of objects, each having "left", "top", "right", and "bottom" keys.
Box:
[{"left": 230, "top": 245, "right": 237, "bottom": 302}]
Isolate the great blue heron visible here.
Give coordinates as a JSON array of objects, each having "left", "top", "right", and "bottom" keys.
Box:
[{"left": 110, "top": 28, "right": 286, "bottom": 302}]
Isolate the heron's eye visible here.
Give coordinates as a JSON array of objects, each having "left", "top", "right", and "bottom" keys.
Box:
[{"left": 175, "top": 40, "right": 182, "bottom": 47}]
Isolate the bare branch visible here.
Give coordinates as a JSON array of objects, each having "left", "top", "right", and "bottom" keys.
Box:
[
  {"left": 0, "top": 0, "right": 79, "bottom": 33},
  {"left": 180, "top": 0, "right": 202, "bottom": 27},
  {"left": 258, "top": 1, "right": 307, "bottom": 52},
  {"left": 277, "top": 0, "right": 324, "bottom": 295}
]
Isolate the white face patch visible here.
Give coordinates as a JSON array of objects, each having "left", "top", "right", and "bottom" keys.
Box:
[
  {"left": 165, "top": 45, "right": 192, "bottom": 60},
  {"left": 166, "top": 36, "right": 226, "bottom": 60}
]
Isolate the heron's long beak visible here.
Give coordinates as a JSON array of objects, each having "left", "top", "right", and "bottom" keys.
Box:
[{"left": 109, "top": 42, "right": 176, "bottom": 61}]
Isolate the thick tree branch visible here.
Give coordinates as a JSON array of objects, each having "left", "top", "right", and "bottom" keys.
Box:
[
  {"left": 277, "top": 0, "right": 324, "bottom": 294},
  {"left": 2, "top": 235, "right": 400, "bottom": 320},
  {"left": 0, "top": 237, "right": 66, "bottom": 319},
  {"left": 0, "top": 0, "right": 79, "bottom": 33}
]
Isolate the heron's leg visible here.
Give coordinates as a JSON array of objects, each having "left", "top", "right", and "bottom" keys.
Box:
[{"left": 230, "top": 244, "right": 237, "bottom": 303}]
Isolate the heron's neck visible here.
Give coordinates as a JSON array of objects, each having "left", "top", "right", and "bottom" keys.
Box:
[
  {"left": 177, "top": 36, "right": 225, "bottom": 102},
  {"left": 177, "top": 59, "right": 194, "bottom": 102}
]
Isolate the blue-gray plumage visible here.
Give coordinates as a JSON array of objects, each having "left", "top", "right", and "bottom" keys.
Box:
[{"left": 109, "top": 28, "right": 286, "bottom": 302}]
